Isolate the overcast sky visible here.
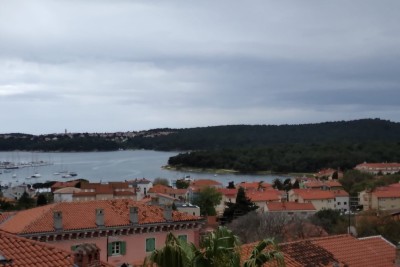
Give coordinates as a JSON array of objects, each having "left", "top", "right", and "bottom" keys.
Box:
[{"left": 1, "top": 1, "right": 400, "bottom": 134}]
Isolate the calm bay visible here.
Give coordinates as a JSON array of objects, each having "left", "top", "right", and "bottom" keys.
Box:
[{"left": 0, "top": 150, "right": 286, "bottom": 187}]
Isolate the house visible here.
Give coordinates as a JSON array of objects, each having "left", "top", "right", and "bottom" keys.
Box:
[
  {"left": 0, "top": 199, "right": 203, "bottom": 266},
  {"left": 359, "top": 183, "right": 400, "bottom": 211},
  {"left": 127, "top": 178, "right": 153, "bottom": 200},
  {"left": 265, "top": 202, "right": 316, "bottom": 217},
  {"left": 303, "top": 179, "right": 344, "bottom": 191},
  {"left": 0, "top": 230, "right": 112, "bottom": 267},
  {"left": 288, "top": 189, "right": 335, "bottom": 211},
  {"left": 236, "top": 181, "right": 273, "bottom": 192},
  {"left": 240, "top": 234, "right": 398, "bottom": 267},
  {"left": 247, "top": 189, "right": 283, "bottom": 212},
  {"left": 189, "top": 179, "right": 223, "bottom": 191},
  {"left": 216, "top": 188, "right": 238, "bottom": 216},
  {"left": 314, "top": 168, "right": 343, "bottom": 180},
  {"left": 355, "top": 162, "right": 400, "bottom": 175},
  {"left": 1, "top": 184, "right": 33, "bottom": 200},
  {"left": 54, "top": 187, "right": 83, "bottom": 202},
  {"left": 333, "top": 190, "right": 350, "bottom": 213},
  {"left": 73, "top": 182, "right": 136, "bottom": 202},
  {"left": 175, "top": 202, "right": 201, "bottom": 217},
  {"left": 51, "top": 180, "right": 80, "bottom": 192},
  {"left": 148, "top": 184, "right": 188, "bottom": 201}
]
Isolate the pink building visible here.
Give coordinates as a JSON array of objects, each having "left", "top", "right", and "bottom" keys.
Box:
[{"left": 0, "top": 199, "right": 204, "bottom": 266}]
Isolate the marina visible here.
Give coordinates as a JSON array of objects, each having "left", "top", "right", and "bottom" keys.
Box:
[{"left": 0, "top": 150, "right": 286, "bottom": 187}]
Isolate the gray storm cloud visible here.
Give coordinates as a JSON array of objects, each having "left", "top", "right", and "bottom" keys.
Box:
[{"left": 0, "top": 0, "right": 399, "bottom": 134}]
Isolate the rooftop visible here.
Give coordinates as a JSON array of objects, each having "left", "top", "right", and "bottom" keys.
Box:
[
  {"left": 0, "top": 230, "right": 73, "bottom": 266},
  {"left": 0, "top": 199, "right": 201, "bottom": 235},
  {"left": 240, "top": 235, "right": 396, "bottom": 267},
  {"left": 291, "top": 189, "right": 335, "bottom": 200},
  {"left": 266, "top": 202, "right": 316, "bottom": 211}
]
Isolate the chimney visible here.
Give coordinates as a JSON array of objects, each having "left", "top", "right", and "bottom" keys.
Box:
[
  {"left": 53, "top": 211, "right": 63, "bottom": 230},
  {"left": 129, "top": 206, "right": 138, "bottom": 224},
  {"left": 163, "top": 205, "right": 173, "bottom": 221},
  {"left": 73, "top": 243, "right": 101, "bottom": 267},
  {"left": 95, "top": 209, "right": 104, "bottom": 227},
  {"left": 396, "top": 242, "right": 400, "bottom": 266}
]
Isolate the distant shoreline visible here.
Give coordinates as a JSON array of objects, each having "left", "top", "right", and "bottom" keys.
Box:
[{"left": 162, "top": 165, "right": 311, "bottom": 177}]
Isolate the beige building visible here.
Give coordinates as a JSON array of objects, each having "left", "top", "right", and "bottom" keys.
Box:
[
  {"left": 288, "top": 189, "right": 335, "bottom": 211},
  {"left": 355, "top": 162, "right": 400, "bottom": 175},
  {"left": 359, "top": 184, "right": 400, "bottom": 211}
]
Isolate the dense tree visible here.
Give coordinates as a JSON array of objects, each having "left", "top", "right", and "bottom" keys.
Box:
[
  {"left": 227, "top": 181, "right": 236, "bottom": 189},
  {"left": 356, "top": 210, "right": 400, "bottom": 244},
  {"left": 272, "top": 179, "right": 283, "bottom": 190},
  {"left": 17, "top": 192, "right": 35, "bottom": 210},
  {"left": 175, "top": 179, "right": 190, "bottom": 189},
  {"left": 192, "top": 187, "right": 222, "bottom": 216},
  {"left": 194, "top": 226, "right": 241, "bottom": 267},
  {"left": 223, "top": 187, "right": 258, "bottom": 223},
  {"left": 146, "top": 232, "right": 196, "bottom": 267},
  {"left": 243, "top": 239, "right": 285, "bottom": 267},
  {"left": 310, "top": 209, "right": 347, "bottom": 234},
  {"left": 36, "top": 194, "right": 48, "bottom": 206},
  {"left": 153, "top": 178, "right": 170, "bottom": 187}
]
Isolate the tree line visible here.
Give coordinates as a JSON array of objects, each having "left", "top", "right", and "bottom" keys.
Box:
[{"left": 168, "top": 141, "right": 400, "bottom": 173}]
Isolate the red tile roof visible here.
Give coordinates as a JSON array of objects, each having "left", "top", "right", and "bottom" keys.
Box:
[
  {"left": 237, "top": 181, "right": 272, "bottom": 191},
  {"left": 266, "top": 202, "right": 316, "bottom": 211},
  {"left": 240, "top": 235, "right": 396, "bottom": 267},
  {"left": 51, "top": 180, "right": 80, "bottom": 190},
  {"left": 0, "top": 230, "right": 74, "bottom": 266},
  {"left": 218, "top": 188, "right": 238, "bottom": 196},
  {"left": 0, "top": 212, "right": 16, "bottom": 224},
  {"left": 372, "top": 190, "right": 400, "bottom": 198},
  {"left": 292, "top": 189, "right": 335, "bottom": 200},
  {"left": 0, "top": 199, "right": 201, "bottom": 235},
  {"left": 313, "top": 235, "right": 396, "bottom": 267},
  {"left": 304, "top": 180, "right": 343, "bottom": 189},
  {"left": 247, "top": 190, "right": 282, "bottom": 202},
  {"left": 189, "top": 179, "right": 222, "bottom": 191},
  {"left": 332, "top": 190, "right": 349, "bottom": 197},
  {"left": 356, "top": 162, "right": 400, "bottom": 168},
  {"left": 148, "top": 184, "right": 187, "bottom": 195}
]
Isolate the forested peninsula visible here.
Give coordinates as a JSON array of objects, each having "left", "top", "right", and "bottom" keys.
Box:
[{"left": 1, "top": 119, "right": 400, "bottom": 173}]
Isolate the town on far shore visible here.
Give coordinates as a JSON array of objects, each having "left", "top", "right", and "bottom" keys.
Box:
[{"left": 0, "top": 161, "right": 400, "bottom": 267}]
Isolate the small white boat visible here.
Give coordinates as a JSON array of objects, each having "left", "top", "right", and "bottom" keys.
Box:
[
  {"left": 12, "top": 174, "right": 17, "bottom": 178},
  {"left": 30, "top": 173, "right": 41, "bottom": 178}
]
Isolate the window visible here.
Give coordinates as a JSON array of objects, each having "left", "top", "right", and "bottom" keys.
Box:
[
  {"left": 344, "top": 202, "right": 347, "bottom": 205},
  {"left": 146, "top": 238, "right": 156, "bottom": 252},
  {"left": 178, "top": 235, "right": 187, "bottom": 242},
  {"left": 108, "top": 241, "right": 126, "bottom": 256},
  {"left": 337, "top": 202, "right": 341, "bottom": 205}
]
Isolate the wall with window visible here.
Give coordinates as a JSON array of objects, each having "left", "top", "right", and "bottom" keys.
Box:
[{"left": 49, "top": 229, "right": 198, "bottom": 266}]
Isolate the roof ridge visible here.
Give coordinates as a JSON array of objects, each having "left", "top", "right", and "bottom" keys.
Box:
[
  {"left": 281, "top": 234, "right": 351, "bottom": 246},
  {"left": 358, "top": 235, "right": 396, "bottom": 247}
]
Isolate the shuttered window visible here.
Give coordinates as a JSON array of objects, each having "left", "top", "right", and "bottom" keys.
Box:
[
  {"left": 146, "top": 238, "right": 156, "bottom": 252},
  {"left": 108, "top": 241, "right": 126, "bottom": 256}
]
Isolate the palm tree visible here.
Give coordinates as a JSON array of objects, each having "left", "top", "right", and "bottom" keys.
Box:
[
  {"left": 145, "top": 232, "right": 196, "bottom": 267},
  {"left": 243, "top": 238, "right": 285, "bottom": 267},
  {"left": 193, "top": 226, "right": 241, "bottom": 267}
]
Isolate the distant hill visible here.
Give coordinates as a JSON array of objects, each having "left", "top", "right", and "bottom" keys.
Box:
[{"left": 126, "top": 118, "right": 400, "bottom": 150}]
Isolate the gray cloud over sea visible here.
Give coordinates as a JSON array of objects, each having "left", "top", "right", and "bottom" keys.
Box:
[{"left": 1, "top": 0, "right": 400, "bottom": 134}]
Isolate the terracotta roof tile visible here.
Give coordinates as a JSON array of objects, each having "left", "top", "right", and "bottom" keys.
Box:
[
  {"left": 237, "top": 181, "right": 272, "bottom": 191},
  {"left": 266, "top": 202, "right": 316, "bottom": 211},
  {"left": 356, "top": 162, "right": 400, "bottom": 168},
  {"left": 218, "top": 188, "right": 238, "bottom": 196},
  {"left": 240, "top": 235, "right": 396, "bottom": 267},
  {"left": 149, "top": 184, "right": 187, "bottom": 195},
  {"left": 292, "top": 189, "right": 335, "bottom": 200},
  {"left": 247, "top": 190, "right": 282, "bottom": 202},
  {"left": 0, "top": 199, "right": 201, "bottom": 234},
  {"left": 0, "top": 230, "right": 73, "bottom": 266},
  {"left": 332, "top": 190, "right": 349, "bottom": 197}
]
